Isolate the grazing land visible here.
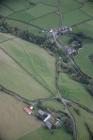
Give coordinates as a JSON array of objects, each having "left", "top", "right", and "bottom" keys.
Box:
[
  {"left": 0, "top": 0, "right": 93, "bottom": 140},
  {"left": 75, "top": 43, "right": 93, "bottom": 78}
]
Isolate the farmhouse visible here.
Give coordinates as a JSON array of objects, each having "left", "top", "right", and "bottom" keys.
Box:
[
  {"left": 65, "top": 45, "right": 76, "bottom": 55},
  {"left": 36, "top": 109, "right": 63, "bottom": 130}
]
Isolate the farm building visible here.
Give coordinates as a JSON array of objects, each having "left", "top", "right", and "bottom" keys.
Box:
[
  {"left": 65, "top": 45, "right": 76, "bottom": 55},
  {"left": 36, "top": 109, "right": 48, "bottom": 120},
  {"left": 24, "top": 106, "right": 33, "bottom": 115},
  {"left": 36, "top": 109, "right": 63, "bottom": 130}
]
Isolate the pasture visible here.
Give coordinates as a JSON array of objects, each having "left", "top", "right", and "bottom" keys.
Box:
[
  {"left": 0, "top": 33, "right": 56, "bottom": 99},
  {"left": 0, "top": 0, "right": 89, "bottom": 35},
  {"left": 1, "top": 37, "right": 56, "bottom": 95},
  {"left": 18, "top": 127, "right": 72, "bottom": 140},
  {"left": 58, "top": 73, "right": 93, "bottom": 110},
  {"left": 75, "top": 43, "right": 93, "bottom": 78},
  {"left": 69, "top": 103, "right": 93, "bottom": 140},
  {"left": 0, "top": 48, "right": 51, "bottom": 99},
  {"left": 0, "top": 0, "right": 93, "bottom": 140}
]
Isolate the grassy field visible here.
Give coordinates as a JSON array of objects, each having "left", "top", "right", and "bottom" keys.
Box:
[
  {"left": 0, "top": 48, "right": 51, "bottom": 99},
  {"left": 9, "top": 11, "right": 34, "bottom": 22},
  {"left": 0, "top": 92, "right": 41, "bottom": 140},
  {"left": 0, "top": 33, "right": 56, "bottom": 99},
  {"left": 69, "top": 103, "right": 93, "bottom": 140},
  {"left": 42, "top": 100, "right": 65, "bottom": 111},
  {"left": 0, "top": 0, "right": 88, "bottom": 34},
  {"left": 63, "top": 9, "right": 89, "bottom": 26},
  {"left": 0, "top": 4, "right": 12, "bottom": 16},
  {"left": 26, "top": 3, "right": 55, "bottom": 18},
  {"left": 1, "top": 0, "right": 30, "bottom": 11},
  {"left": 0, "top": 0, "right": 93, "bottom": 140},
  {"left": 75, "top": 42, "right": 93, "bottom": 78},
  {"left": 0, "top": 32, "right": 14, "bottom": 43},
  {"left": 73, "top": 20, "right": 93, "bottom": 36},
  {"left": 81, "top": 1, "right": 93, "bottom": 17},
  {"left": 18, "top": 127, "right": 72, "bottom": 140},
  {"left": 1, "top": 37, "right": 56, "bottom": 95},
  {"left": 59, "top": 73, "right": 93, "bottom": 110},
  {"left": 32, "top": 13, "right": 60, "bottom": 29}
]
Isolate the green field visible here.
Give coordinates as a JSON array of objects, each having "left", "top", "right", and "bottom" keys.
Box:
[
  {"left": 0, "top": 4, "right": 12, "bottom": 16},
  {"left": 9, "top": 11, "right": 34, "bottom": 22},
  {"left": 42, "top": 100, "right": 65, "bottom": 111},
  {"left": 0, "top": 0, "right": 89, "bottom": 34},
  {"left": 81, "top": 1, "right": 93, "bottom": 17},
  {"left": 0, "top": 48, "right": 51, "bottom": 99},
  {"left": 1, "top": 37, "right": 56, "bottom": 95},
  {"left": 18, "top": 127, "right": 72, "bottom": 140},
  {"left": 26, "top": 3, "right": 55, "bottom": 18},
  {"left": 32, "top": 13, "right": 60, "bottom": 29},
  {"left": 1, "top": 0, "right": 30, "bottom": 11},
  {"left": 75, "top": 43, "right": 93, "bottom": 78},
  {"left": 0, "top": 33, "right": 56, "bottom": 99},
  {"left": 0, "top": 32, "right": 14, "bottom": 42},
  {"left": 59, "top": 73, "right": 93, "bottom": 110},
  {"left": 0, "top": 0, "right": 93, "bottom": 140},
  {"left": 69, "top": 103, "right": 93, "bottom": 140}
]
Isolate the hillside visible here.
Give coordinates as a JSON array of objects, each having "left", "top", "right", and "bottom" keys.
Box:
[{"left": 0, "top": 0, "right": 93, "bottom": 140}]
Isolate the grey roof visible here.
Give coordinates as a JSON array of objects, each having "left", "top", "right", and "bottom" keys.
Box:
[
  {"left": 38, "top": 109, "right": 46, "bottom": 116},
  {"left": 44, "top": 121, "right": 52, "bottom": 129}
]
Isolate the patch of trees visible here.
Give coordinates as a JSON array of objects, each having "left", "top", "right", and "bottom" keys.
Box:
[
  {"left": 68, "top": 32, "right": 93, "bottom": 52},
  {"left": 89, "top": 54, "right": 93, "bottom": 63},
  {"left": 86, "top": 79, "right": 93, "bottom": 96},
  {"left": 0, "top": 21, "right": 66, "bottom": 58},
  {"left": 64, "top": 117, "right": 73, "bottom": 134},
  {"left": 0, "top": 21, "right": 46, "bottom": 45}
]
